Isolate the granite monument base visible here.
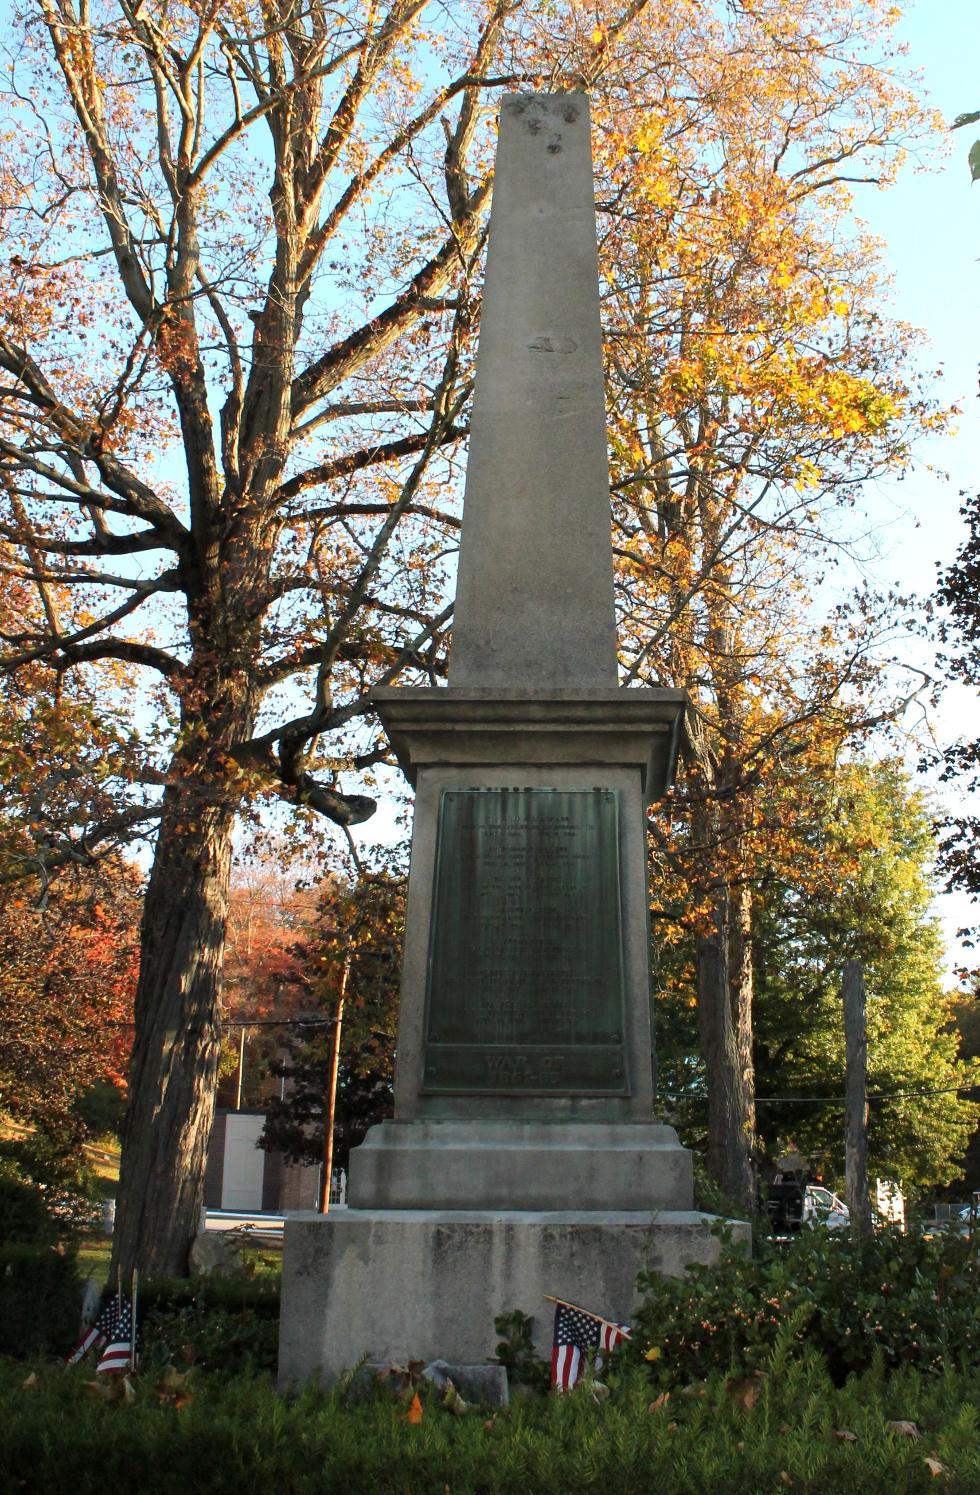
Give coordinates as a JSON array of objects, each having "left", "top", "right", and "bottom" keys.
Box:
[
  {"left": 277, "top": 1208, "right": 749, "bottom": 1388},
  {"left": 347, "top": 1120, "right": 693, "bottom": 1212}
]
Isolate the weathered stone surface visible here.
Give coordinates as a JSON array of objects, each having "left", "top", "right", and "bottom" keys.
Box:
[
  {"left": 370, "top": 689, "right": 687, "bottom": 800},
  {"left": 188, "top": 1231, "right": 241, "bottom": 1278},
  {"left": 348, "top": 1121, "right": 692, "bottom": 1211},
  {"left": 448, "top": 93, "right": 618, "bottom": 692},
  {"left": 277, "top": 95, "right": 728, "bottom": 1395},
  {"left": 420, "top": 1361, "right": 510, "bottom": 1407},
  {"left": 385, "top": 763, "right": 661, "bottom": 1123},
  {"left": 278, "top": 1209, "right": 748, "bottom": 1388}
]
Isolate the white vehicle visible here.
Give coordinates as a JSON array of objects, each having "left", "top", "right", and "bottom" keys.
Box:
[{"left": 801, "top": 1185, "right": 850, "bottom": 1230}]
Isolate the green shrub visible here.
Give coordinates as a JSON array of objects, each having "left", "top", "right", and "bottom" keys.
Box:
[
  {"left": 630, "top": 1224, "right": 980, "bottom": 1386},
  {"left": 0, "top": 1132, "right": 99, "bottom": 1227},
  {"left": 0, "top": 1168, "right": 60, "bottom": 1245},
  {"left": 137, "top": 1272, "right": 280, "bottom": 1317},
  {"left": 141, "top": 1302, "right": 279, "bottom": 1375},
  {"left": 493, "top": 1309, "right": 550, "bottom": 1393},
  {"left": 0, "top": 1242, "right": 82, "bottom": 1358},
  {"left": 137, "top": 1273, "right": 281, "bottom": 1375},
  {"left": 73, "top": 1081, "right": 126, "bottom": 1139}
]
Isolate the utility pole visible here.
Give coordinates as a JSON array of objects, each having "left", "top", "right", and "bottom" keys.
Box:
[
  {"left": 320, "top": 954, "right": 352, "bottom": 1214},
  {"left": 843, "top": 959, "right": 872, "bottom": 1237},
  {"left": 235, "top": 1024, "right": 247, "bottom": 1111}
]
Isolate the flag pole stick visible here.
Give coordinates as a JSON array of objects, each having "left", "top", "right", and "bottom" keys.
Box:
[
  {"left": 544, "top": 1294, "right": 604, "bottom": 1319},
  {"left": 130, "top": 1267, "right": 139, "bottom": 1372},
  {"left": 543, "top": 1295, "right": 632, "bottom": 1336}
]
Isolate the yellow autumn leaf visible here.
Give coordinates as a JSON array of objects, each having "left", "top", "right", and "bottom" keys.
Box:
[{"left": 645, "top": 1346, "right": 662, "bottom": 1361}]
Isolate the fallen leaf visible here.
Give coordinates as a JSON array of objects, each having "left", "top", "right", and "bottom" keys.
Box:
[
  {"left": 84, "top": 1377, "right": 123, "bottom": 1404},
  {"left": 405, "top": 1391, "right": 424, "bottom": 1424},
  {"left": 156, "top": 1366, "right": 194, "bottom": 1410},
  {"left": 924, "top": 1458, "right": 947, "bottom": 1478},
  {"left": 21, "top": 1373, "right": 39, "bottom": 1391},
  {"left": 666, "top": 1421, "right": 678, "bottom": 1433},
  {"left": 779, "top": 1473, "right": 793, "bottom": 1487},
  {"left": 645, "top": 1346, "right": 662, "bottom": 1362},
  {"left": 648, "top": 1392, "right": 671, "bottom": 1413},
  {"left": 886, "top": 1421, "right": 921, "bottom": 1440},
  {"left": 725, "top": 1371, "right": 766, "bottom": 1411},
  {"left": 482, "top": 1414, "right": 498, "bottom": 1432},
  {"left": 832, "top": 1429, "right": 858, "bottom": 1443}
]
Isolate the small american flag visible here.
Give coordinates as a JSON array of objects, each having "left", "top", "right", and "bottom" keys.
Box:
[
  {"left": 65, "top": 1297, "right": 120, "bottom": 1367},
  {"left": 96, "top": 1299, "right": 134, "bottom": 1374},
  {"left": 551, "top": 1300, "right": 631, "bottom": 1392}
]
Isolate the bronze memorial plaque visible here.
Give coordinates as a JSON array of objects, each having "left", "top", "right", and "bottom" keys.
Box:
[{"left": 422, "top": 788, "right": 627, "bottom": 1094}]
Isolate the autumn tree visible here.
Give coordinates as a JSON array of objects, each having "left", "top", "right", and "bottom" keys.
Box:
[
  {"left": 0, "top": 858, "right": 141, "bottom": 1147},
  {"left": 0, "top": 0, "right": 673, "bottom": 1274},
  {"left": 946, "top": 985, "right": 980, "bottom": 1198},
  {"left": 951, "top": 110, "right": 980, "bottom": 182},
  {"left": 751, "top": 762, "right": 979, "bottom": 1193},
  {"left": 937, "top": 488, "right": 980, "bottom": 921},
  {"left": 216, "top": 862, "right": 318, "bottom": 1108},
  {"left": 260, "top": 848, "right": 405, "bottom": 1174},
  {"left": 0, "top": 0, "right": 946, "bottom": 1263},
  {"left": 577, "top": 0, "right": 943, "bottom": 1205},
  {"left": 655, "top": 760, "right": 979, "bottom": 1194}
]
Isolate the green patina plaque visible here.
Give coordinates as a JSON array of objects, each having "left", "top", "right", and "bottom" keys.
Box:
[{"left": 422, "top": 788, "right": 627, "bottom": 1095}]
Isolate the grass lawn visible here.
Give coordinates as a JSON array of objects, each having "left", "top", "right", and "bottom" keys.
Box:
[
  {"left": 3, "top": 1353, "right": 980, "bottom": 1493},
  {"left": 84, "top": 1139, "right": 121, "bottom": 1202},
  {"left": 75, "top": 1233, "right": 113, "bottom": 1285}
]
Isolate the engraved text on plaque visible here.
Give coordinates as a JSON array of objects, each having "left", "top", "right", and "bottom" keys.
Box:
[{"left": 422, "top": 788, "right": 627, "bottom": 1094}]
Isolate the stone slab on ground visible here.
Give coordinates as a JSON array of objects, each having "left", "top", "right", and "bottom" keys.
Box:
[
  {"left": 348, "top": 1120, "right": 693, "bottom": 1211},
  {"left": 278, "top": 1209, "right": 749, "bottom": 1388},
  {"left": 189, "top": 1230, "right": 243, "bottom": 1278}
]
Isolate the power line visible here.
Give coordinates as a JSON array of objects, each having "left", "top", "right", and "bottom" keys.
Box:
[{"left": 661, "top": 1081, "right": 980, "bottom": 1107}]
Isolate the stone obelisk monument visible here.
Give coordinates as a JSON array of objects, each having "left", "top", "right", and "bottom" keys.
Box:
[{"left": 278, "top": 94, "right": 741, "bottom": 1387}]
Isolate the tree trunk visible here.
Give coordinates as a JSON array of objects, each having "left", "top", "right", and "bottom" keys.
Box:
[
  {"left": 728, "top": 881, "right": 756, "bottom": 1176},
  {"left": 112, "top": 780, "right": 236, "bottom": 1278},
  {"left": 843, "top": 958, "right": 872, "bottom": 1238},
  {"left": 697, "top": 892, "right": 754, "bottom": 1213}
]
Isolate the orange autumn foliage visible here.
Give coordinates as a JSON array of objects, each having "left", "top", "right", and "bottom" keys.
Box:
[{"left": 0, "top": 862, "right": 140, "bottom": 1136}]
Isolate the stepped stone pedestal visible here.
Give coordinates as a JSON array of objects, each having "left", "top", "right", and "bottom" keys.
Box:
[{"left": 278, "top": 93, "right": 745, "bottom": 1390}]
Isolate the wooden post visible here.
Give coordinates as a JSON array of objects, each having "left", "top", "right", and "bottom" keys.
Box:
[
  {"left": 320, "top": 954, "right": 352, "bottom": 1214},
  {"left": 843, "top": 959, "right": 872, "bottom": 1237}
]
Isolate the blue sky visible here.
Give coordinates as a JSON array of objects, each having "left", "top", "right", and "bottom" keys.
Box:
[
  {"left": 844, "top": 1, "right": 980, "bottom": 975},
  {"left": 347, "top": 5, "right": 980, "bottom": 979}
]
